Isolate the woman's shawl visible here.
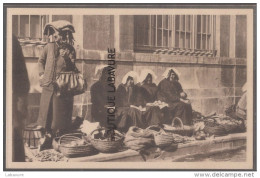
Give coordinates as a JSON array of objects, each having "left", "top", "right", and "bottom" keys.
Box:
[
  {"left": 140, "top": 83, "right": 158, "bottom": 103},
  {"left": 157, "top": 78, "right": 183, "bottom": 103}
]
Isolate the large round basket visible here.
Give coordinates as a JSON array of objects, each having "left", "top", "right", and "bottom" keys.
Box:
[
  {"left": 90, "top": 129, "right": 124, "bottom": 153},
  {"left": 58, "top": 133, "right": 98, "bottom": 158},
  {"left": 154, "top": 132, "right": 174, "bottom": 147},
  {"left": 203, "top": 118, "right": 227, "bottom": 137},
  {"left": 170, "top": 117, "right": 194, "bottom": 136}
]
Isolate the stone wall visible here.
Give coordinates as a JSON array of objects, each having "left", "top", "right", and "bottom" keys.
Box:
[{"left": 24, "top": 46, "right": 246, "bottom": 124}]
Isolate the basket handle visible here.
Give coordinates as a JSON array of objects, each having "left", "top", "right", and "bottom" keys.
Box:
[
  {"left": 58, "top": 133, "right": 83, "bottom": 145},
  {"left": 90, "top": 128, "right": 104, "bottom": 136},
  {"left": 90, "top": 128, "right": 124, "bottom": 138},
  {"left": 171, "top": 117, "right": 184, "bottom": 129}
]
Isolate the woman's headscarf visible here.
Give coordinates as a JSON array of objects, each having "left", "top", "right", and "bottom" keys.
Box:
[
  {"left": 121, "top": 71, "right": 138, "bottom": 84},
  {"left": 138, "top": 69, "right": 157, "bottom": 83},
  {"left": 95, "top": 64, "right": 108, "bottom": 76},
  {"left": 162, "top": 67, "right": 181, "bottom": 81},
  {"left": 43, "top": 20, "right": 75, "bottom": 45},
  {"left": 94, "top": 64, "right": 108, "bottom": 81},
  {"left": 44, "top": 20, "right": 75, "bottom": 35}
]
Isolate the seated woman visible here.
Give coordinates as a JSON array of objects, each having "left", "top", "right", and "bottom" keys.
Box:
[
  {"left": 116, "top": 71, "right": 139, "bottom": 132},
  {"left": 157, "top": 68, "right": 193, "bottom": 125},
  {"left": 116, "top": 71, "right": 162, "bottom": 132},
  {"left": 138, "top": 69, "right": 158, "bottom": 103},
  {"left": 90, "top": 65, "right": 110, "bottom": 128}
]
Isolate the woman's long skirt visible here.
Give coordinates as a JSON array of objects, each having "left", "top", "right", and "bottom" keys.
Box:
[
  {"left": 116, "top": 106, "right": 162, "bottom": 132},
  {"left": 162, "top": 101, "right": 193, "bottom": 125}
]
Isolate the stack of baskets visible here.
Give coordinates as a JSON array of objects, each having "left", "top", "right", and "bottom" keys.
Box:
[
  {"left": 52, "top": 133, "right": 97, "bottom": 158},
  {"left": 89, "top": 128, "right": 124, "bottom": 153}
]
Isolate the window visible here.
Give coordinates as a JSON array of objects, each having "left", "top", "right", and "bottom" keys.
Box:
[
  {"left": 134, "top": 15, "right": 217, "bottom": 57},
  {"left": 12, "top": 15, "right": 49, "bottom": 40}
]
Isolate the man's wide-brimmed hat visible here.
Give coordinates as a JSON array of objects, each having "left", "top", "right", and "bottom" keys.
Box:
[{"left": 43, "top": 20, "right": 75, "bottom": 36}]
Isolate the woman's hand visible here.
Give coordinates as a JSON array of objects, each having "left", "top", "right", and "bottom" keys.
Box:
[
  {"left": 180, "top": 92, "right": 187, "bottom": 99},
  {"left": 180, "top": 98, "right": 191, "bottom": 104}
]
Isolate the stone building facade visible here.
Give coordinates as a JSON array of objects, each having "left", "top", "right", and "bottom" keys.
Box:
[{"left": 12, "top": 15, "right": 247, "bottom": 124}]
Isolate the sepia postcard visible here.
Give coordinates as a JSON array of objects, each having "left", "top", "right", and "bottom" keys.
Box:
[{"left": 3, "top": 4, "right": 256, "bottom": 171}]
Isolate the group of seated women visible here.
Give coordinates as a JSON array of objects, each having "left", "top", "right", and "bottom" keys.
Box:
[{"left": 90, "top": 66, "right": 193, "bottom": 133}]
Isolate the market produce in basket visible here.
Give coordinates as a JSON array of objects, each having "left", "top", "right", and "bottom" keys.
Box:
[
  {"left": 90, "top": 128, "right": 123, "bottom": 141},
  {"left": 203, "top": 115, "right": 245, "bottom": 135},
  {"left": 212, "top": 115, "right": 245, "bottom": 133},
  {"left": 90, "top": 128, "right": 124, "bottom": 153},
  {"left": 63, "top": 139, "right": 87, "bottom": 147}
]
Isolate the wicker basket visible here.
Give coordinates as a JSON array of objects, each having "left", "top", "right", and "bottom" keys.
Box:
[
  {"left": 90, "top": 129, "right": 124, "bottom": 153},
  {"left": 204, "top": 125, "right": 227, "bottom": 137},
  {"left": 58, "top": 133, "right": 98, "bottom": 158},
  {"left": 170, "top": 117, "right": 194, "bottom": 136},
  {"left": 223, "top": 123, "right": 245, "bottom": 133},
  {"left": 154, "top": 132, "right": 174, "bottom": 147}
]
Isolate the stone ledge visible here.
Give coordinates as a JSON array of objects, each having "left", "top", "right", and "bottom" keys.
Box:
[
  {"left": 68, "top": 133, "right": 246, "bottom": 162},
  {"left": 22, "top": 46, "right": 247, "bottom": 66}
]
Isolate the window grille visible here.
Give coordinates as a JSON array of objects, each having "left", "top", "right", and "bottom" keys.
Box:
[{"left": 134, "top": 15, "right": 217, "bottom": 57}]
